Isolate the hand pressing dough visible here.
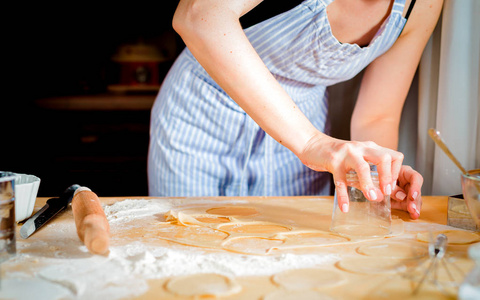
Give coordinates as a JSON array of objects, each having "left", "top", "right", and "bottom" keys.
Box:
[
  {"left": 336, "top": 257, "right": 407, "bottom": 274},
  {"left": 263, "top": 289, "right": 335, "bottom": 300},
  {"left": 356, "top": 241, "right": 428, "bottom": 259},
  {"left": 165, "top": 273, "right": 242, "bottom": 297},
  {"left": 416, "top": 230, "right": 480, "bottom": 244},
  {"left": 271, "top": 268, "right": 346, "bottom": 290}
]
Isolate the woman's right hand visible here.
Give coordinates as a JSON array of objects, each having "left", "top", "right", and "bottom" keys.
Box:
[{"left": 298, "top": 132, "right": 404, "bottom": 213}]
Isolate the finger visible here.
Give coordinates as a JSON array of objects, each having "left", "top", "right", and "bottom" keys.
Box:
[
  {"left": 391, "top": 196, "right": 420, "bottom": 219},
  {"left": 391, "top": 173, "right": 422, "bottom": 219},
  {"left": 391, "top": 184, "right": 407, "bottom": 202},
  {"left": 391, "top": 192, "right": 421, "bottom": 219},
  {"left": 390, "top": 151, "right": 404, "bottom": 186},
  {"left": 349, "top": 159, "right": 378, "bottom": 202},
  {"left": 398, "top": 166, "right": 424, "bottom": 202},
  {"left": 333, "top": 173, "right": 349, "bottom": 213},
  {"left": 376, "top": 154, "right": 393, "bottom": 197},
  {"left": 360, "top": 144, "right": 397, "bottom": 202}
]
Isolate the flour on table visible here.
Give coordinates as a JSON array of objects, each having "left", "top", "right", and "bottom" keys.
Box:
[{"left": 1, "top": 199, "right": 339, "bottom": 300}]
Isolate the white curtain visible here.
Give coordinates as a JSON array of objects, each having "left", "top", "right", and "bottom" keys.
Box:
[{"left": 417, "top": 0, "right": 480, "bottom": 196}]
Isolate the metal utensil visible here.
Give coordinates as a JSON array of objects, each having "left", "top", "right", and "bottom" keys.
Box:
[
  {"left": 20, "top": 184, "right": 80, "bottom": 238},
  {"left": 429, "top": 128, "right": 480, "bottom": 199},
  {"left": 428, "top": 128, "right": 468, "bottom": 175},
  {"left": 409, "top": 234, "right": 464, "bottom": 296}
]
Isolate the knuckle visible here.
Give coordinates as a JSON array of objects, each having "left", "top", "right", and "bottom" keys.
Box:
[{"left": 380, "top": 154, "right": 392, "bottom": 164}]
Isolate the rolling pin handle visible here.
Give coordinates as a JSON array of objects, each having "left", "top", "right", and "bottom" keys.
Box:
[{"left": 72, "top": 187, "right": 110, "bottom": 255}]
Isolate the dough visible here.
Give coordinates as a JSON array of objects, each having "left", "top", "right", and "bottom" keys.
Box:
[
  {"left": 356, "top": 241, "right": 428, "bottom": 259},
  {"left": 222, "top": 236, "right": 284, "bottom": 255},
  {"left": 365, "top": 276, "right": 456, "bottom": 300},
  {"left": 164, "top": 210, "right": 233, "bottom": 226},
  {"left": 272, "top": 268, "right": 346, "bottom": 290},
  {"left": 195, "top": 216, "right": 231, "bottom": 223},
  {"left": 218, "top": 223, "right": 291, "bottom": 234},
  {"left": 336, "top": 257, "right": 407, "bottom": 274},
  {"left": 206, "top": 206, "right": 258, "bottom": 217},
  {"left": 153, "top": 223, "right": 229, "bottom": 249},
  {"left": 331, "top": 224, "right": 391, "bottom": 238},
  {"left": 408, "top": 256, "right": 473, "bottom": 285},
  {"left": 263, "top": 290, "right": 335, "bottom": 300},
  {"left": 155, "top": 204, "right": 405, "bottom": 255},
  {"left": 416, "top": 230, "right": 480, "bottom": 244},
  {"left": 272, "top": 231, "right": 350, "bottom": 249},
  {"left": 166, "top": 273, "right": 242, "bottom": 297}
]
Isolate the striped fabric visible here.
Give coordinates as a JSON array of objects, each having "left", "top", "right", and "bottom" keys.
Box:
[{"left": 148, "top": 0, "right": 408, "bottom": 197}]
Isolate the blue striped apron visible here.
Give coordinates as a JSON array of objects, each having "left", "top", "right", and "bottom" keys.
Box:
[{"left": 148, "top": 0, "right": 408, "bottom": 196}]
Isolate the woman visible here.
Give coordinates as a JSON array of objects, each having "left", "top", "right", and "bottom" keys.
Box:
[{"left": 148, "top": 0, "right": 443, "bottom": 219}]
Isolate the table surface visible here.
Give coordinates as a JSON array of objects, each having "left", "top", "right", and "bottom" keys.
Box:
[{"left": 2, "top": 196, "right": 478, "bottom": 300}]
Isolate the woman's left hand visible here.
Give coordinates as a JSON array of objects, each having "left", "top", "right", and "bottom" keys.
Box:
[{"left": 390, "top": 165, "right": 424, "bottom": 219}]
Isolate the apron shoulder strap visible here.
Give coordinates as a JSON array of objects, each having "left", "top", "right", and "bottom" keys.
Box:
[{"left": 240, "top": 0, "right": 304, "bottom": 28}]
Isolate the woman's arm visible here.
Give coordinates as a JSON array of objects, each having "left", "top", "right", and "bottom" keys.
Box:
[
  {"left": 351, "top": 0, "right": 443, "bottom": 218},
  {"left": 173, "top": 0, "right": 318, "bottom": 155},
  {"left": 173, "top": 0, "right": 405, "bottom": 211}
]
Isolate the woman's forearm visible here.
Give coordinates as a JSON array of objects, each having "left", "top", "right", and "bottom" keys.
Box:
[
  {"left": 173, "top": 0, "right": 321, "bottom": 156},
  {"left": 350, "top": 117, "right": 400, "bottom": 150}
]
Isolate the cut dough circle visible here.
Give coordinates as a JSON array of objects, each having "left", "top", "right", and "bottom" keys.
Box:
[
  {"left": 263, "top": 289, "right": 335, "bottom": 300},
  {"left": 272, "top": 268, "right": 346, "bottom": 290},
  {"left": 336, "top": 257, "right": 407, "bottom": 274},
  {"left": 222, "top": 236, "right": 284, "bottom": 255},
  {"left": 356, "top": 241, "right": 428, "bottom": 259},
  {"left": 206, "top": 206, "right": 258, "bottom": 217},
  {"left": 195, "top": 216, "right": 231, "bottom": 223},
  {"left": 275, "top": 231, "right": 350, "bottom": 247},
  {"left": 165, "top": 273, "right": 242, "bottom": 297},
  {"left": 416, "top": 230, "right": 480, "bottom": 245},
  {"left": 219, "top": 223, "right": 290, "bottom": 234}
]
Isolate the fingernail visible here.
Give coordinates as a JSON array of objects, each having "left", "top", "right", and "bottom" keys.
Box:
[
  {"left": 396, "top": 191, "right": 406, "bottom": 200},
  {"left": 412, "top": 191, "right": 418, "bottom": 200},
  {"left": 385, "top": 184, "right": 392, "bottom": 195},
  {"left": 412, "top": 203, "right": 420, "bottom": 215},
  {"left": 369, "top": 189, "right": 377, "bottom": 201},
  {"left": 342, "top": 203, "right": 349, "bottom": 213}
]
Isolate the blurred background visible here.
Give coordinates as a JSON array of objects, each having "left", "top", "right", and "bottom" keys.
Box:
[{"left": 4, "top": 3, "right": 181, "bottom": 196}]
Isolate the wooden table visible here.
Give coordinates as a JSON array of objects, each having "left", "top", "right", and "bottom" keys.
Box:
[{"left": 1, "top": 196, "right": 478, "bottom": 299}]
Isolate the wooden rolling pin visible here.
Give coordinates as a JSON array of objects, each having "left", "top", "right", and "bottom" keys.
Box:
[{"left": 71, "top": 187, "right": 110, "bottom": 255}]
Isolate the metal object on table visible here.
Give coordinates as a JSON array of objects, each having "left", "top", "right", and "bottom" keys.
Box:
[
  {"left": 0, "top": 171, "right": 17, "bottom": 262},
  {"left": 20, "top": 184, "right": 80, "bottom": 239},
  {"left": 448, "top": 194, "right": 479, "bottom": 231},
  {"left": 409, "top": 234, "right": 465, "bottom": 296}
]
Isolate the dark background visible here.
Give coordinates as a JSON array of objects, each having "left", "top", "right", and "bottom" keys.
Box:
[
  {"left": 4, "top": 1, "right": 325, "bottom": 197},
  {"left": 4, "top": 3, "right": 181, "bottom": 197}
]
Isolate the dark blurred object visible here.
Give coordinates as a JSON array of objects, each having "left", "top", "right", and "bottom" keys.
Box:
[{"left": 107, "top": 33, "right": 177, "bottom": 93}]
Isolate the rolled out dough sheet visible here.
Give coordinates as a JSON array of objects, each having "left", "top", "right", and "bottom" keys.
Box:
[
  {"left": 271, "top": 268, "right": 347, "bottom": 290},
  {"left": 336, "top": 257, "right": 407, "bottom": 274},
  {"left": 165, "top": 273, "right": 242, "bottom": 297}
]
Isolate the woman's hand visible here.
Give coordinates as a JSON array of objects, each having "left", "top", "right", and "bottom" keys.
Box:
[
  {"left": 299, "top": 133, "right": 404, "bottom": 213},
  {"left": 390, "top": 165, "right": 424, "bottom": 220}
]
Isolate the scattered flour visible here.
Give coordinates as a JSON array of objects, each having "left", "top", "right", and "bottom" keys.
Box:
[{"left": 1, "top": 199, "right": 338, "bottom": 300}]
